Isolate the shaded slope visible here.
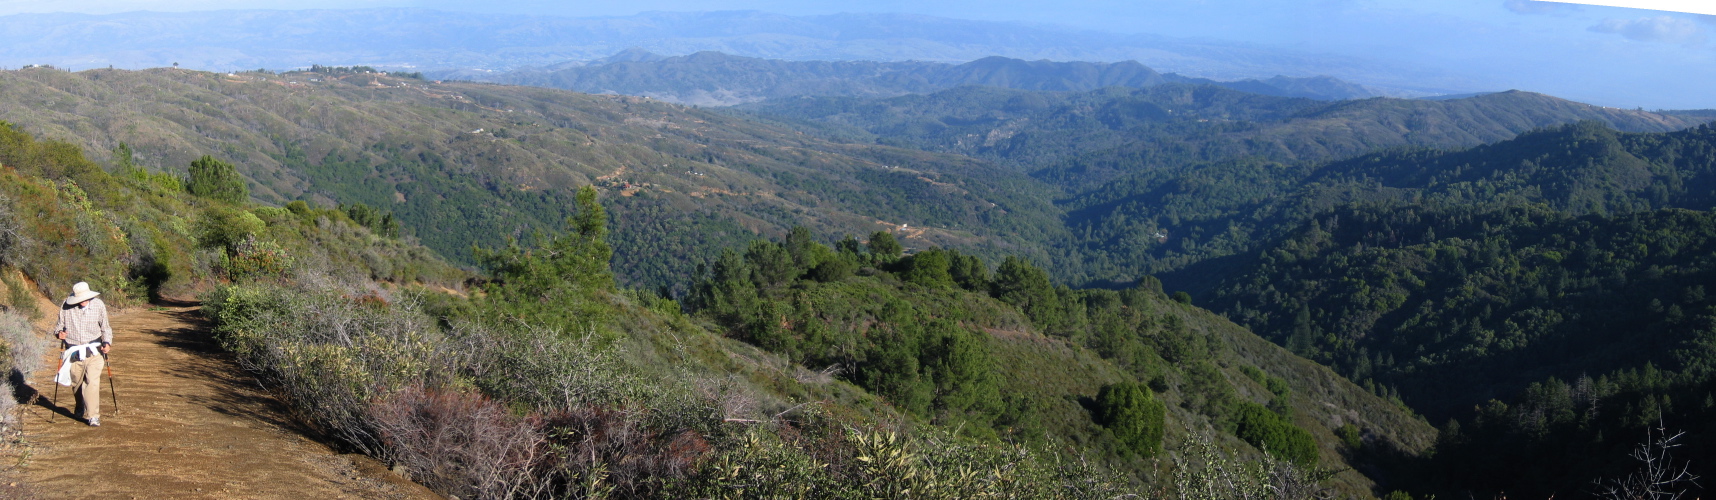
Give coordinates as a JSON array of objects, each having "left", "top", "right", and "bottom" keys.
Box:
[{"left": 1061, "top": 121, "right": 1716, "bottom": 284}]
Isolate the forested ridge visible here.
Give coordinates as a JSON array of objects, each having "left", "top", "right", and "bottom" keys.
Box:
[
  {"left": 1208, "top": 203, "right": 1716, "bottom": 497},
  {"left": 1062, "top": 121, "right": 1716, "bottom": 284},
  {"left": 1154, "top": 122, "right": 1716, "bottom": 498}
]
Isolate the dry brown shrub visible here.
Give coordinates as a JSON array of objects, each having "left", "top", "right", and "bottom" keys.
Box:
[
  {"left": 370, "top": 384, "right": 553, "bottom": 499},
  {"left": 536, "top": 405, "right": 711, "bottom": 498},
  {"left": 372, "top": 384, "right": 715, "bottom": 500}
]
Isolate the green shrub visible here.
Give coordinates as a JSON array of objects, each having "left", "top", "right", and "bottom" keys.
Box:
[
  {"left": 224, "top": 236, "right": 293, "bottom": 281},
  {"left": 250, "top": 206, "right": 291, "bottom": 223},
  {"left": 1337, "top": 423, "right": 1362, "bottom": 450},
  {"left": 1, "top": 271, "right": 39, "bottom": 320},
  {"left": 807, "top": 256, "right": 855, "bottom": 282},
  {"left": 686, "top": 425, "right": 1132, "bottom": 499},
  {"left": 900, "top": 248, "right": 954, "bottom": 288},
  {"left": 196, "top": 206, "right": 265, "bottom": 250},
  {"left": 340, "top": 202, "right": 400, "bottom": 238},
  {"left": 1093, "top": 382, "right": 1166, "bottom": 458},
  {"left": 1232, "top": 402, "right": 1319, "bottom": 466},
  {"left": 184, "top": 155, "right": 248, "bottom": 204},
  {"left": 867, "top": 230, "right": 902, "bottom": 258}
]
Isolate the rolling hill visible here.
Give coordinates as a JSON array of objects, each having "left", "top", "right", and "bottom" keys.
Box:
[
  {"left": 748, "top": 85, "right": 1715, "bottom": 191},
  {"left": 440, "top": 50, "right": 1387, "bottom": 106},
  {"left": 0, "top": 66, "right": 1067, "bottom": 290}
]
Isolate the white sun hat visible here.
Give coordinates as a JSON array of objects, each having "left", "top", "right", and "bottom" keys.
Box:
[{"left": 64, "top": 282, "right": 100, "bottom": 306}]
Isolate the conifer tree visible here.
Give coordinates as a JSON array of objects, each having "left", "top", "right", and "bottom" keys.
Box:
[
  {"left": 868, "top": 231, "right": 903, "bottom": 259},
  {"left": 1094, "top": 382, "right": 1166, "bottom": 458},
  {"left": 185, "top": 155, "right": 248, "bottom": 204}
]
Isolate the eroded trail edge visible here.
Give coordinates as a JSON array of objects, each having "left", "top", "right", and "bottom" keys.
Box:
[{"left": 19, "top": 306, "right": 435, "bottom": 500}]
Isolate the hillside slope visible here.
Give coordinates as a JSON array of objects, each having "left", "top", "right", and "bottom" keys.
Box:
[
  {"left": 1061, "top": 120, "right": 1716, "bottom": 284},
  {"left": 687, "top": 229, "right": 1436, "bottom": 496},
  {"left": 748, "top": 86, "right": 1715, "bottom": 190},
  {"left": 1125, "top": 122, "right": 1716, "bottom": 498},
  {"left": 0, "top": 67, "right": 1067, "bottom": 289}
]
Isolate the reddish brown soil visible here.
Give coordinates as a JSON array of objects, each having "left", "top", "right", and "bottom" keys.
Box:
[{"left": 13, "top": 307, "right": 438, "bottom": 499}]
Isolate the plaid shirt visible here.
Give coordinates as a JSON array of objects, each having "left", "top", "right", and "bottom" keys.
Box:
[{"left": 54, "top": 297, "right": 112, "bottom": 346}]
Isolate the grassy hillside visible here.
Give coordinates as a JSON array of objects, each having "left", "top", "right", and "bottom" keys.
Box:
[
  {"left": 0, "top": 67, "right": 1066, "bottom": 291},
  {"left": 0, "top": 120, "right": 462, "bottom": 307}
]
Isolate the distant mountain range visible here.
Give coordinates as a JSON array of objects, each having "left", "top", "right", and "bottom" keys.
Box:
[
  {"left": 0, "top": 8, "right": 1472, "bottom": 95},
  {"left": 430, "top": 50, "right": 1396, "bottom": 105}
]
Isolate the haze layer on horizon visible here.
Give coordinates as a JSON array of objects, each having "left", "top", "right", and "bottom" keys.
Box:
[{"left": 0, "top": 0, "right": 1710, "bottom": 109}]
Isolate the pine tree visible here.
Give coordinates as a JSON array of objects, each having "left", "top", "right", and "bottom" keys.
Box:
[
  {"left": 185, "top": 155, "right": 248, "bottom": 204},
  {"left": 1094, "top": 382, "right": 1166, "bottom": 458},
  {"left": 867, "top": 231, "right": 903, "bottom": 259}
]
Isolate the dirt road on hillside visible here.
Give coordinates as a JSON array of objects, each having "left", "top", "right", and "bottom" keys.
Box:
[{"left": 11, "top": 306, "right": 437, "bottom": 500}]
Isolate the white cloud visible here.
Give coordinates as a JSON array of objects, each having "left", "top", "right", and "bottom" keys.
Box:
[
  {"left": 1589, "top": 15, "right": 1707, "bottom": 45},
  {"left": 1504, "top": 0, "right": 1577, "bottom": 15}
]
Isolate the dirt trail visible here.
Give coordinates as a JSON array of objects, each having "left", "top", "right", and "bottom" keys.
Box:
[{"left": 15, "top": 306, "right": 438, "bottom": 500}]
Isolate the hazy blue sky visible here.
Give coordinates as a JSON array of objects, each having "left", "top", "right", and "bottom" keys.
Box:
[{"left": 0, "top": 0, "right": 1710, "bottom": 108}]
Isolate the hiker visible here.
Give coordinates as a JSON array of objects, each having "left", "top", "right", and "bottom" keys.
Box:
[{"left": 54, "top": 281, "right": 112, "bottom": 427}]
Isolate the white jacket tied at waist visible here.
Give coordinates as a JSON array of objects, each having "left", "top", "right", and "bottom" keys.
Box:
[{"left": 55, "top": 342, "right": 103, "bottom": 386}]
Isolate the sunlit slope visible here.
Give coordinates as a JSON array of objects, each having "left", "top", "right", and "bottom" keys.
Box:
[{"left": 0, "top": 67, "right": 1066, "bottom": 288}]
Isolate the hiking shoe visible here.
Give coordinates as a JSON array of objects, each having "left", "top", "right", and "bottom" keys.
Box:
[{"left": 88, "top": 417, "right": 100, "bottom": 427}]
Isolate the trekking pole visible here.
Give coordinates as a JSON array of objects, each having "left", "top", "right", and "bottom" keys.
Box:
[
  {"left": 48, "top": 331, "right": 64, "bottom": 423},
  {"left": 104, "top": 352, "right": 119, "bottom": 415},
  {"left": 50, "top": 358, "right": 62, "bottom": 423}
]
